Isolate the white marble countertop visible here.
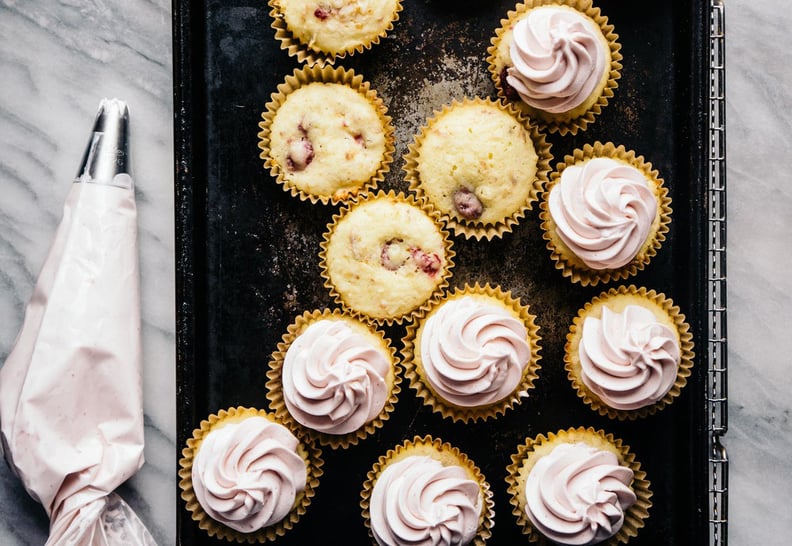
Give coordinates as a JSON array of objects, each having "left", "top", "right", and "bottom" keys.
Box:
[{"left": 0, "top": 0, "right": 787, "bottom": 544}]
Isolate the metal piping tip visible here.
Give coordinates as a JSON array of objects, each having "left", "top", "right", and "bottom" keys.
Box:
[{"left": 75, "top": 98, "right": 132, "bottom": 189}]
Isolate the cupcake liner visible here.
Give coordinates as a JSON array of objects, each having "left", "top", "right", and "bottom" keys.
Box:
[
  {"left": 403, "top": 97, "right": 553, "bottom": 241},
  {"left": 268, "top": 0, "right": 403, "bottom": 67},
  {"left": 486, "top": 0, "right": 623, "bottom": 136},
  {"left": 564, "top": 285, "right": 695, "bottom": 420},
  {"left": 361, "top": 435, "right": 495, "bottom": 546},
  {"left": 265, "top": 308, "right": 402, "bottom": 449},
  {"left": 402, "top": 282, "right": 542, "bottom": 422},
  {"left": 178, "top": 406, "right": 323, "bottom": 543},
  {"left": 258, "top": 64, "right": 395, "bottom": 206},
  {"left": 539, "top": 141, "right": 673, "bottom": 286},
  {"left": 319, "top": 190, "right": 455, "bottom": 327},
  {"left": 506, "top": 427, "right": 652, "bottom": 545}
]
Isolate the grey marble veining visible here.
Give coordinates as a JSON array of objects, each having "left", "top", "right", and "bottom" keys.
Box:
[{"left": 0, "top": 0, "right": 788, "bottom": 544}]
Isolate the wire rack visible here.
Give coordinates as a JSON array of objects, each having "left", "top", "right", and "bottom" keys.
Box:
[{"left": 708, "top": 0, "right": 728, "bottom": 544}]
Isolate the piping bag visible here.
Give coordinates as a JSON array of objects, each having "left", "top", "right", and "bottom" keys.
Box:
[{"left": 0, "top": 99, "right": 156, "bottom": 545}]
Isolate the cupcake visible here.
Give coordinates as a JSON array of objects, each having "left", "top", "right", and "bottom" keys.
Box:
[
  {"left": 564, "top": 285, "right": 695, "bottom": 420},
  {"left": 402, "top": 283, "right": 542, "bottom": 422},
  {"left": 179, "top": 406, "right": 323, "bottom": 542},
  {"left": 487, "top": 0, "right": 622, "bottom": 135},
  {"left": 268, "top": 0, "right": 403, "bottom": 66},
  {"left": 403, "top": 97, "right": 552, "bottom": 240},
  {"left": 266, "top": 308, "right": 402, "bottom": 448},
  {"left": 319, "top": 190, "right": 455, "bottom": 326},
  {"left": 258, "top": 64, "right": 395, "bottom": 206},
  {"left": 539, "top": 141, "right": 672, "bottom": 286},
  {"left": 506, "top": 427, "right": 652, "bottom": 545},
  {"left": 361, "top": 435, "right": 495, "bottom": 546}
]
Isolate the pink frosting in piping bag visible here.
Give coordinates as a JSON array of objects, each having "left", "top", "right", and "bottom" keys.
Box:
[{"left": 0, "top": 99, "right": 155, "bottom": 545}]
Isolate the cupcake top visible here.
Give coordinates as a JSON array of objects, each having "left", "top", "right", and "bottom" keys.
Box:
[
  {"left": 523, "top": 442, "right": 636, "bottom": 545},
  {"left": 191, "top": 416, "right": 307, "bottom": 534}
]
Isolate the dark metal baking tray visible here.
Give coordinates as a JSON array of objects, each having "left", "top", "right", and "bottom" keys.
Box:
[{"left": 173, "top": 1, "right": 721, "bottom": 544}]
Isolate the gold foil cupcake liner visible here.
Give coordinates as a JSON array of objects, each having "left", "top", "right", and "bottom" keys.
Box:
[
  {"left": 506, "top": 427, "right": 652, "bottom": 545},
  {"left": 318, "top": 190, "right": 456, "bottom": 327},
  {"left": 258, "top": 64, "right": 395, "bottom": 206},
  {"left": 403, "top": 97, "right": 553, "bottom": 241},
  {"left": 268, "top": 0, "right": 403, "bottom": 67},
  {"left": 539, "top": 141, "right": 673, "bottom": 286},
  {"left": 402, "top": 282, "right": 542, "bottom": 422},
  {"left": 360, "top": 435, "right": 495, "bottom": 546},
  {"left": 564, "top": 285, "right": 695, "bottom": 420},
  {"left": 266, "top": 308, "right": 402, "bottom": 449},
  {"left": 178, "top": 406, "right": 324, "bottom": 543},
  {"left": 486, "top": 0, "right": 623, "bottom": 136}
]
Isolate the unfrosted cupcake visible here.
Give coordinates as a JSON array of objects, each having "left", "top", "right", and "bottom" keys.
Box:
[
  {"left": 402, "top": 283, "right": 542, "bottom": 422},
  {"left": 403, "top": 97, "right": 552, "bottom": 240},
  {"left": 319, "top": 190, "right": 455, "bottom": 325},
  {"left": 179, "top": 407, "right": 323, "bottom": 542},
  {"left": 487, "top": 0, "right": 622, "bottom": 135},
  {"left": 506, "top": 427, "right": 651, "bottom": 545},
  {"left": 361, "top": 435, "right": 494, "bottom": 546},
  {"left": 539, "top": 141, "right": 672, "bottom": 286},
  {"left": 269, "top": 0, "right": 403, "bottom": 66},
  {"left": 565, "top": 285, "right": 695, "bottom": 420},
  {"left": 258, "top": 65, "right": 394, "bottom": 206},
  {"left": 266, "top": 308, "right": 401, "bottom": 448}
]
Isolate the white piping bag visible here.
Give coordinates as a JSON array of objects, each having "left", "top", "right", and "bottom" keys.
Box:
[{"left": 0, "top": 99, "right": 156, "bottom": 545}]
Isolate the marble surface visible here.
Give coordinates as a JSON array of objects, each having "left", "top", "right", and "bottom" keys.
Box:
[{"left": 0, "top": 0, "right": 787, "bottom": 544}]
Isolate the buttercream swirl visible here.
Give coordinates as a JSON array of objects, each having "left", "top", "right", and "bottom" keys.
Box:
[
  {"left": 506, "top": 7, "right": 608, "bottom": 113},
  {"left": 419, "top": 296, "right": 531, "bottom": 407},
  {"left": 191, "top": 416, "right": 307, "bottom": 533},
  {"left": 370, "top": 455, "right": 483, "bottom": 546},
  {"left": 548, "top": 157, "right": 657, "bottom": 270},
  {"left": 283, "top": 319, "right": 390, "bottom": 435},
  {"left": 524, "top": 442, "right": 636, "bottom": 545},
  {"left": 579, "top": 305, "right": 680, "bottom": 410}
]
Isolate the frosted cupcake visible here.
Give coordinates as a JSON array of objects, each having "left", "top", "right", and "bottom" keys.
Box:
[
  {"left": 487, "top": 0, "right": 622, "bottom": 135},
  {"left": 179, "top": 407, "right": 323, "bottom": 542},
  {"left": 506, "top": 427, "right": 651, "bottom": 545},
  {"left": 319, "top": 191, "right": 455, "bottom": 325},
  {"left": 539, "top": 141, "right": 672, "bottom": 286},
  {"left": 565, "top": 285, "right": 695, "bottom": 420},
  {"left": 403, "top": 97, "right": 552, "bottom": 240},
  {"left": 402, "top": 283, "right": 542, "bottom": 422},
  {"left": 269, "top": 0, "right": 403, "bottom": 66},
  {"left": 266, "top": 308, "right": 401, "bottom": 448},
  {"left": 258, "top": 65, "right": 394, "bottom": 206},
  {"left": 361, "top": 435, "right": 495, "bottom": 546}
]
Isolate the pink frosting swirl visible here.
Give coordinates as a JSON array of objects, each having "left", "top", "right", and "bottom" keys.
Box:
[
  {"left": 579, "top": 305, "right": 680, "bottom": 410},
  {"left": 370, "top": 455, "right": 482, "bottom": 546},
  {"left": 419, "top": 296, "right": 531, "bottom": 407},
  {"left": 524, "top": 442, "right": 636, "bottom": 545},
  {"left": 506, "top": 7, "right": 608, "bottom": 113},
  {"left": 548, "top": 157, "right": 658, "bottom": 270},
  {"left": 283, "top": 319, "right": 390, "bottom": 435},
  {"left": 191, "top": 416, "right": 306, "bottom": 533}
]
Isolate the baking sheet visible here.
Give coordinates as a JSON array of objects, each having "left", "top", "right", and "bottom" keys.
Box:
[{"left": 173, "top": 1, "right": 712, "bottom": 544}]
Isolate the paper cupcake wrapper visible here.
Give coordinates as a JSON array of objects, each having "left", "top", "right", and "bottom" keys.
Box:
[
  {"left": 539, "top": 141, "right": 673, "bottom": 286},
  {"left": 319, "top": 190, "right": 456, "bottom": 327},
  {"left": 403, "top": 97, "right": 553, "bottom": 241},
  {"left": 506, "top": 427, "right": 652, "bottom": 545},
  {"left": 564, "top": 285, "right": 695, "bottom": 420},
  {"left": 402, "top": 282, "right": 542, "bottom": 422},
  {"left": 268, "top": 0, "right": 403, "bottom": 67},
  {"left": 486, "top": 0, "right": 623, "bottom": 136},
  {"left": 265, "top": 308, "right": 402, "bottom": 449},
  {"left": 360, "top": 435, "right": 495, "bottom": 546},
  {"left": 178, "top": 406, "right": 324, "bottom": 543},
  {"left": 258, "top": 64, "right": 395, "bottom": 206}
]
